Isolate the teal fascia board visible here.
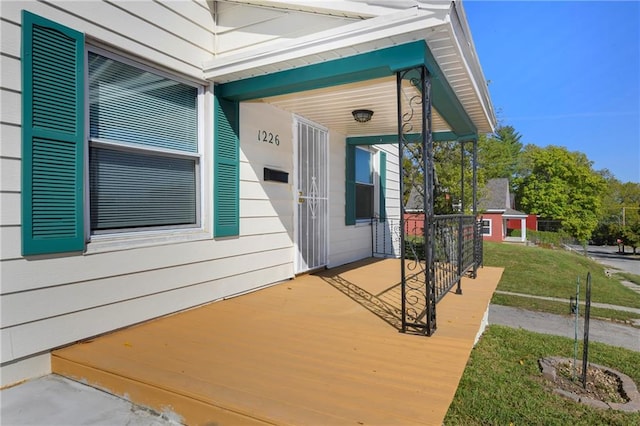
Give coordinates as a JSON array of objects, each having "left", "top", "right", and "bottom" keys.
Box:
[
  {"left": 218, "top": 40, "right": 477, "bottom": 136},
  {"left": 218, "top": 41, "right": 427, "bottom": 101},
  {"left": 347, "top": 135, "right": 405, "bottom": 146},
  {"left": 347, "top": 132, "right": 475, "bottom": 146},
  {"left": 455, "top": 133, "right": 478, "bottom": 142}
]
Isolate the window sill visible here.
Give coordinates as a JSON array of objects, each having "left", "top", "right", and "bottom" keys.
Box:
[
  {"left": 355, "top": 220, "right": 372, "bottom": 227},
  {"left": 85, "top": 228, "right": 211, "bottom": 255}
]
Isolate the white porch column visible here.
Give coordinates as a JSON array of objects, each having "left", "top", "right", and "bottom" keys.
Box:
[{"left": 521, "top": 218, "right": 527, "bottom": 242}]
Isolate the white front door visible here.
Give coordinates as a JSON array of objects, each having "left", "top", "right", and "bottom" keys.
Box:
[{"left": 295, "top": 118, "right": 328, "bottom": 273}]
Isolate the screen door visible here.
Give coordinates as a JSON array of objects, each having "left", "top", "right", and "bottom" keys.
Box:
[{"left": 295, "top": 119, "right": 328, "bottom": 273}]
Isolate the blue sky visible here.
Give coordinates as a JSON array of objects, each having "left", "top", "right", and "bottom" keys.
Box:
[{"left": 463, "top": 1, "right": 640, "bottom": 183}]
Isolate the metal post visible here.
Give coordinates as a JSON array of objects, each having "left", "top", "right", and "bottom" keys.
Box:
[
  {"left": 571, "top": 276, "right": 580, "bottom": 381},
  {"left": 397, "top": 65, "right": 435, "bottom": 336},
  {"left": 472, "top": 139, "right": 477, "bottom": 218},
  {"left": 397, "top": 71, "right": 406, "bottom": 333},
  {"left": 460, "top": 141, "right": 465, "bottom": 213},
  {"left": 456, "top": 215, "right": 463, "bottom": 294},
  {"left": 422, "top": 66, "right": 436, "bottom": 336},
  {"left": 456, "top": 141, "right": 465, "bottom": 293},
  {"left": 472, "top": 138, "right": 479, "bottom": 276},
  {"left": 581, "top": 272, "right": 592, "bottom": 388}
]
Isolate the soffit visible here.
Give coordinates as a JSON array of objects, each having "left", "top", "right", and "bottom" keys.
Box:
[{"left": 206, "top": 3, "right": 495, "bottom": 135}]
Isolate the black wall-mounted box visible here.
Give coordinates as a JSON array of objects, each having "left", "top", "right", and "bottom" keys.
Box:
[{"left": 264, "top": 167, "right": 289, "bottom": 183}]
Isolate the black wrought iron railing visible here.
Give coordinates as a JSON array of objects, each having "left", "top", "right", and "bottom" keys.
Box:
[{"left": 372, "top": 215, "right": 483, "bottom": 303}]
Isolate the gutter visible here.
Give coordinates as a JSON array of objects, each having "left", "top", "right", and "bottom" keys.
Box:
[
  {"left": 449, "top": 1, "right": 497, "bottom": 131},
  {"left": 203, "top": 7, "right": 449, "bottom": 80},
  {"left": 219, "top": 0, "right": 425, "bottom": 19}
]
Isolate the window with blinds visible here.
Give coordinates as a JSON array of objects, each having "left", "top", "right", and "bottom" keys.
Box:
[
  {"left": 355, "top": 147, "right": 374, "bottom": 220},
  {"left": 88, "top": 51, "right": 200, "bottom": 232}
]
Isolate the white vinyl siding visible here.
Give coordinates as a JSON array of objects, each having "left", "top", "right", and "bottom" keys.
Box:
[
  {"left": 0, "top": 3, "right": 296, "bottom": 382},
  {"left": 329, "top": 135, "right": 400, "bottom": 267},
  {"left": 0, "top": 0, "right": 412, "bottom": 386}
]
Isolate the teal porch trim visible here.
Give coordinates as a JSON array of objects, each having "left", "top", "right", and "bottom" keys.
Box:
[
  {"left": 217, "top": 41, "right": 476, "bottom": 136},
  {"left": 218, "top": 42, "right": 426, "bottom": 101},
  {"left": 22, "top": 11, "right": 85, "bottom": 256},
  {"left": 346, "top": 131, "right": 476, "bottom": 146}
]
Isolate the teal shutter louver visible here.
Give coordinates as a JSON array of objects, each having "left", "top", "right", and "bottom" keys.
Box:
[
  {"left": 214, "top": 95, "right": 239, "bottom": 237},
  {"left": 21, "top": 11, "right": 85, "bottom": 256},
  {"left": 379, "top": 151, "right": 386, "bottom": 222},
  {"left": 345, "top": 144, "right": 356, "bottom": 226}
]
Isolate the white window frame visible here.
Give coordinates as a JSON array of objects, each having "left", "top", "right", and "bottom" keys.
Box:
[
  {"left": 84, "top": 46, "right": 206, "bottom": 243},
  {"left": 354, "top": 146, "right": 378, "bottom": 223},
  {"left": 481, "top": 218, "right": 492, "bottom": 236}
]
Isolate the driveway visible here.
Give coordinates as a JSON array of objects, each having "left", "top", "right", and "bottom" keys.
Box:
[{"left": 567, "top": 244, "right": 640, "bottom": 275}]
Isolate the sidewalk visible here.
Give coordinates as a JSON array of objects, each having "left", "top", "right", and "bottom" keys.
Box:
[
  {"left": 1, "top": 374, "right": 174, "bottom": 425},
  {"left": 489, "top": 304, "right": 640, "bottom": 352},
  {"left": 494, "top": 290, "right": 640, "bottom": 315}
]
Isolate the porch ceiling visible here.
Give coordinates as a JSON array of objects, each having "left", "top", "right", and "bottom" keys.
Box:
[{"left": 253, "top": 75, "right": 451, "bottom": 136}]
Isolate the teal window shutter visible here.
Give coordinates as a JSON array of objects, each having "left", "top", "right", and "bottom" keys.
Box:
[
  {"left": 345, "top": 144, "right": 355, "bottom": 225},
  {"left": 379, "top": 151, "right": 386, "bottom": 222},
  {"left": 21, "top": 11, "right": 85, "bottom": 256},
  {"left": 214, "top": 95, "right": 239, "bottom": 237}
]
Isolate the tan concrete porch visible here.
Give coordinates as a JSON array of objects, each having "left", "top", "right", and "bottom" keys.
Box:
[{"left": 52, "top": 258, "right": 502, "bottom": 425}]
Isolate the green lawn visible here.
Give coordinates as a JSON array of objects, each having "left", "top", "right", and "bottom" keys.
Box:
[
  {"left": 445, "top": 325, "right": 640, "bottom": 425},
  {"left": 483, "top": 242, "right": 640, "bottom": 309}
]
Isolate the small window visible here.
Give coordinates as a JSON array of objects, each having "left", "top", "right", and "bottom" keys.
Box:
[
  {"left": 481, "top": 219, "right": 491, "bottom": 236},
  {"left": 87, "top": 51, "right": 200, "bottom": 233},
  {"left": 355, "top": 147, "right": 374, "bottom": 220}
]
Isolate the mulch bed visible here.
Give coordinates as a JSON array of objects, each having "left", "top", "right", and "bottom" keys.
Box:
[{"left": 538, "top": 357, "right": 640, "bottom": 412}]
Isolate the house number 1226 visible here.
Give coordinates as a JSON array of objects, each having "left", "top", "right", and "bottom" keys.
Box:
[{"left": 258, "top": 130, "right": 280, "bottom": 146}]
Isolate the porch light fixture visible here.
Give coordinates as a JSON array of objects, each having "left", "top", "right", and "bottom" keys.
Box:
[{"left": 352, "top": 109, "right": 373, "bottom": 123}]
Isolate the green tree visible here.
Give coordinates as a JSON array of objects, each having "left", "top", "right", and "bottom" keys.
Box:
[
  {"left": 593, "top": 172, "right": 640, "bottom": 247},
  {"left": 478, "top": 125, "right": 523, "bottom": 183},
  {"left": 622, "top": 223, "right": 640, "bottom": 254},
  {"left": 401, "top": 139, "right": 477, "bottom": 214},
  {"left": 514, "top": 145, "right": 606, "bottom": 243},
  {"left": 619, "top": 182, "right": 640, "bottom": 252},
  {"left": 433, "top": 141, "right": 476, "bottom": 214}
]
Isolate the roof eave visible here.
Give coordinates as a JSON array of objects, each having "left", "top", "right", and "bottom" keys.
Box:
[
  {"left": 204, "top": 1, "right": 495, "bottom": 134},
  {"left": 218, "top": 0, "right": 422, "bottom": 19},
  {"left": 203, "top": 8, "right": 445, "bottom": 80},
  {"left": 445, "top": 1, "right": 496, "bottom": 133}
]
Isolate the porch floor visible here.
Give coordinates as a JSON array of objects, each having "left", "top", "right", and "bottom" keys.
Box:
[{"left": 52, "top": 259, "right": 502, "bottom": 425}]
